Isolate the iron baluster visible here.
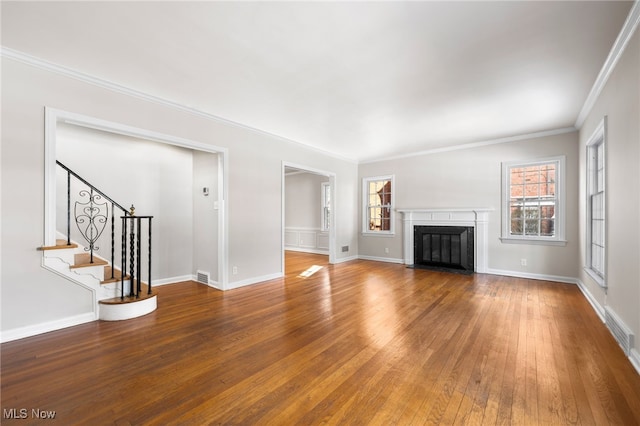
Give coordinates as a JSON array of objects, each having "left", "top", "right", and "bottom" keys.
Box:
[
  {"left": 148, "top": 217, "right": 152, "bottom": 295},
  {"left": 136, "top": 217, "right": 141, "bottom": 298},
  {"left": 89, "top": 188, "right": 94, "bottom": 263},
  {"left": 129, "top": 219, "right": 135, "bottom": 297},
  {"left": 66, "top": 170, "right": 71, "bottom": 246},
  {"left": 121, "top": 216, "right": 126, "bottom": 301},
  {"left": 74, "top": 188, "right": 106, "bottom": 264},
  {"left": 110, "top": 203, "right": 115, "bottom": 279},
  {"left": 121, "top": 214, "right": 153, "bottom": 299}
]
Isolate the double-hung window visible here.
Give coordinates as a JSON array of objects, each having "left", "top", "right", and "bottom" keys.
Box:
[
  {"left": 501, "top": 156, "right": 566, "bottom": 245},
  {"left": 321, "top": 181, "right": 331, "bottom": 231},
  {"left": 363, "top": 175, "right": 394, "bottom": 235},
  {"left": 586, "top": 118, "right": 606, "bottom": 286}
]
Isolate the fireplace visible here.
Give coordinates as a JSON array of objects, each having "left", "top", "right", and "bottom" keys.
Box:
[
  {"left": 414, "top": 226, "right": 474, "bottom": 273},
  {"left": 398, "top": 208, "right": 491, "bottom": 273}
]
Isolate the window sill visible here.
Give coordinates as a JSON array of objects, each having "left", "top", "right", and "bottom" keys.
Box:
[
  {"left": 584, "top": 267, "right": 607, "bottom": 288},
  {"left": 361, "top": 232, "right": 396, "bottom": 238},
  {"left": 499, "top": 237, "right": 567, "bottom": 247}
]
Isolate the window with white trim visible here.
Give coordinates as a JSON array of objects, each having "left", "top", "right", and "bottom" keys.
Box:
[
  {"left": 501, "top": 156, "right": 565, "bottom": 245},
  {"left": 586, "top": 118, "right": 606, "bottom": 286},
  {"left": 362, "top": 175, "right": 394, "bottom": 234},
  {"left": 321, "top": 181, "right": 331, "bottom": 231}
]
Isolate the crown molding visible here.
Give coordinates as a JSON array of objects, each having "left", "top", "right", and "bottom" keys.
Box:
[
  {"left": 575, "top": 0, "right": 640, "bottom": 128},
  {"left": 0, "top": 46, "right": 358, "bottom": 164},
  {"left": 359, "top": 127, "right": 577, "bottom": 164}
]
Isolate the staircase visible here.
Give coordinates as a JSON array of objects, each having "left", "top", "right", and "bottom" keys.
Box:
[
  {"left": 40, "top": 161, "right": 157, "bottom": 321},
  {"left": 41, "top": 237, "right": 157, "bottom": 320}
]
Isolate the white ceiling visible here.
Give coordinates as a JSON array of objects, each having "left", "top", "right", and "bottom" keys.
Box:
[{"left": 1, "top": 1, "right": 634, "bottom": 162}]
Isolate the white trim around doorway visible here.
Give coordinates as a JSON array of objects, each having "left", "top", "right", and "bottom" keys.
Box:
[
  {"left": 282, "top": 161, "right": 337, "bottom": 275},
  {"left": 44, "top": 107, "right": 230, "bottom": 288}
]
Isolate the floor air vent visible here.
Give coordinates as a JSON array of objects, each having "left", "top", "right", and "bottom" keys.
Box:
[
  {"left": 605, "top": 306, "right": 634, "bottom": 356},
  {"left": 196, "top": 271, "right": 210, "bottom": 285}
]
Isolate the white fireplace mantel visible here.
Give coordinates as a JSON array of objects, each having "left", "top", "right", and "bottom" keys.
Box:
[{"left": 397, "top": 208, "right": 492, "bottom": 273}]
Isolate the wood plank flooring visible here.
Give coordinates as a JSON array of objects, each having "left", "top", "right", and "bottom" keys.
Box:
[{"left": 2, "top": 252, "right": 640, "bottom": 425}]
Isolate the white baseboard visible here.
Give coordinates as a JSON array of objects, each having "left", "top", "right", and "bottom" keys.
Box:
[
  {"left": 285, "top": 247, "right": 329, "bottom": 255},
  {"left": 152, "top": 275, "right": 194, "bottom": 286},
  {"left": 358, "top": 255, "right": 404, "bottom": 264},
  {"left": 227, "top": 272, "right": 283, "bottom": 290},
  {"left": 484, "top": 268, "right": 578, "bottom": 285},
  {"left": 333, "top": 255, "right": 359, "bottom": 264},
  {"left": 0, "top": 312, "right": 97, "bottom": 343},
  {"left": 207, "top": 281, "right": 223, "bottom": 290},
  {"left": 575, "top": 278, "right": 606, "bottom": 322},
  {"left": 630, "top": 349, "right": 640, "bottom": 375},
  {"left": 192, "top": 273, "right": 221, "bottom": 290}
]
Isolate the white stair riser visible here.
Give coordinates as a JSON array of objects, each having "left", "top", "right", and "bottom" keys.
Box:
[
  {"left": 42, "top": 257, "right": 128, "bottom": 301},
  {"left": 100, "top": 280, "right": 136, "bottom": 299},
  {"left": 99, "top": 296, "right": 157, "bottom": 321},
  {"left": 70, "top": 265, "right": 105, "bottom": 282},
  {"left": 43, "top": 248, "right": 77, "bottom": 266}
]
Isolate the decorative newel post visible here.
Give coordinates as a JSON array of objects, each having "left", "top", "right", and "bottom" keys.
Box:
[{"left": 121, "top": 205, "right": 153, "bottom": 299}]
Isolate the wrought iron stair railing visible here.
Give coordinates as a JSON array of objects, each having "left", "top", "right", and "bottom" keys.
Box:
[{"left": 57, "top": 160, "right": 153, "bottom": 299}]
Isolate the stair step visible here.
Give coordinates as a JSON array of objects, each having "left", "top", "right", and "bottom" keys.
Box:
[
  {"left": 39, "top": 239, "right": 78, "bottom": 251},
  {"left": 70, "top": 253, "right": 108, "bottom": 269},
  {"left": 101, "top": 266, "right": 130, "bottom": 284},
  {"left": 39, "top": 237, "right": 158, "bottom": 320},
  {"left": 100, "top": 283, "right": 156, "bottom": 305}
]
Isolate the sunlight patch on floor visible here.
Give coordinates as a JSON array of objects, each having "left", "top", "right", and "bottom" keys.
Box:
[{"left": 299, "top": 265, "right": 323, "bottom": 278}]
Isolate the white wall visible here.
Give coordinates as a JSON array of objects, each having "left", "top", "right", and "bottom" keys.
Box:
[
  {"left": 285, "top": 172, "right": 328, "bottom": 228},
  {"left": 578, "top": 29, "right": 639, "bottom": 355},
  {"left": 0, "top": 57, "right": 358, "bottom": 336},
  {"left": 358, "top": 131, "right": 580, "bottom": 280},
  {"left": 284, "top": 172, "right": 330, "bottom": 253},
  {"left": 192, "top": 151, "right": 219, "bottom": 282}
]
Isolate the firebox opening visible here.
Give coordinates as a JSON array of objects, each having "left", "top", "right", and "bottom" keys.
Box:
[{"left": 413, "top": 226, "right": 474, "bottom": 274}]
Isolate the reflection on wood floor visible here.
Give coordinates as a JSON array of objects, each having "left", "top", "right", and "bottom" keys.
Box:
[{"left": 2, "top": 251, "right": 640, "bottom": 424}]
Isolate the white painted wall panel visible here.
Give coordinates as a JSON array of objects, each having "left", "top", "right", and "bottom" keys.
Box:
[
  {"left": 284, "top": 231, "right": 298, "bottom": 247},
  {"left": 317, "top": 233, "right": 330, "bottom": 249},
  {"left": 578, "top": 29, "right": 640, "bottom": 357},
  {"left": 284, "top": 228, "right": 329, "bottom": 254}
]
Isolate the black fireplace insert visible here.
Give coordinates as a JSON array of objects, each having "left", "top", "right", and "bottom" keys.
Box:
[{"left": 413, "top": 226, "right": 474, "bottom": 273}]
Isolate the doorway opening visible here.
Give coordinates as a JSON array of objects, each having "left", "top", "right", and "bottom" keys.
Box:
[
  {"left": 44, "top": 108, "right": 229, "bottom": 289},
  {"left": 282, "top": 162, "right": 336, "bottom": 276}
]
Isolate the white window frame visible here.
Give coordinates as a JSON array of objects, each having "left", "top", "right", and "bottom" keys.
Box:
[
  {"left": 362, "top": 175, "right": 395, "bottom": 236},
  {"left": 585, "top": 117, "right": 607, "bottom": 287},
  {"left": 501, "top": 156, "right": 566, "bottom": 246},
  {"left": 321, "top": 181, "right": 331, "bottom": 232}
]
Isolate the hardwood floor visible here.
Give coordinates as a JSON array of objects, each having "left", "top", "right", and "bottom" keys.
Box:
[{"left": 2, "top": 252, "right": 640, "bottom": 425}]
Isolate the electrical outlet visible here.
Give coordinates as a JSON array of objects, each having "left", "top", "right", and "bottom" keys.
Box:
[
  {"left": 232, "top": 266, "right": 238, "bottom": 275},
  {"left": 520, "top": 259, "right": 527, "bottom": 266},
  {"left": 384, "top": 247, "right": 389, "bottom": 254}
]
